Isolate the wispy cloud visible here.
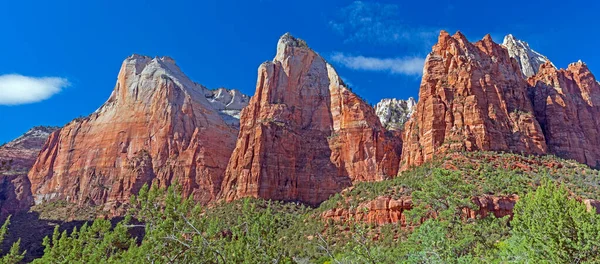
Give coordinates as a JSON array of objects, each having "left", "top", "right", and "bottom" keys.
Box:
[
  {"left": 329, "top": 1, "right": 437, "bottom": 46},
  {"left": 0, "top": 74, "right": 69, "bottom": 105},
  {"left": 331, "top": 53, "right": 425, "bottom": 76}
]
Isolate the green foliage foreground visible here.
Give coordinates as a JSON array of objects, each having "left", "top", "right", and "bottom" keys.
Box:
[{"left": 1, "top": 180, "right": 591, "bottom": 263}]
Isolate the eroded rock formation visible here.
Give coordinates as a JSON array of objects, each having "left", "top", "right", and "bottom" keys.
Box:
[
  {"left": 219, "top": 33, "right": 402, "bottom": 205},
  {"left": 205, "top": 87, "right": 250, "bottom": 128},
  {"left": 0, "top": 126, "right": 58, "bottom": 216},
  {"left": 529, "top": 61, "right": 600, "bottom": 168},
  {"left": 28, "top": 55, "right": 241, "bottom": 211},
  {"left": 401, "top": 31, "right": 547, "bottom": 170},
  {"left": 322, "top": 195, "right": 518, "bottom": 226},
  {"left": 502, "top": 34, "right": 550, "bottom": 78},
  {"left": 375, "top": 97, "right": 416, "bottom": 131}
]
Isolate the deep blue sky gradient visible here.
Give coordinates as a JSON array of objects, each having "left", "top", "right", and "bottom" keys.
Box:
[{"left": 1, "top": 0, "right": 598, "bottom": 142}]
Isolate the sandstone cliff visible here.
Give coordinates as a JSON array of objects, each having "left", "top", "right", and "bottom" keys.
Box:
[
  {"left": 0, "top": 126, "right": 57, "bottom": 216},
  {"left": 28, "top": 55, "right": 241, "bottom": 211},
  {"left": 219, "top": 33, "right": 402, "bottom": 205},
  {"left": 401, "top": 31, "right": 547, "bottom": 170},
  {"left": 529, "top": 61, "right": 600, "bottom": 168}
]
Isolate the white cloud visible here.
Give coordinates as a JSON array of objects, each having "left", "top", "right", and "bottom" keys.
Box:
[
  {"left": 331, "top": 53, "right": 425, "bottom": 76},
  {"left": 0, "top": 74, "right": 69, "bottom": 105},
  {"left": 329, "top": 1, "right": 437, "bottom": 46}
]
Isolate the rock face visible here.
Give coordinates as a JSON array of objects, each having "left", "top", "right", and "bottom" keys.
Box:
[
  {"left": 205, "top": 87, "right": 250, "bottom": 127},
  {"left": 219, "top": 33, "right": 402, "bottom": 206},
  {"left": 0, "top": 126, "right": 58, "bottom": 216},
  {"left": 502, "top": 34, "right": 550, "bottom": 78},
  {"left": 401, "top": 31, "right": 547, "bottom": 170},
  {"left": 374, "top": 97, "right": 416, "bottom": 131},
  {"left": 529, "top": 61, "right": 600, "bottom": 168},
  {"left": 322, "top": 195, "right": 518, "bottom": 226},
  {"left": 28, "top": 55, "right": 240, "bottom": 211}
]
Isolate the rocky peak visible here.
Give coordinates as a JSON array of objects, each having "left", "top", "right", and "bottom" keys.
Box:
[
  {"left": 502, "top": 34, "right": 550, "bottom": 77},
  {"left": 104, "top": 54, "right": 207, "bottom": 109},
  {"left": 205, "top": 87, "right": 250, "bottom": 127},
  {"left": 219, "top": 34, "right": 402, "bottom": 205},
  {"left": 529, "top": 59, "right": 600, "bottom": 167},
  {"left": 275, "top": 33, "right": 311, "bottom": 63},
  {"left": 28, "top": 54, "right": 239, "bottom": 212},
  {"left": 0, "top": 126, "right": 57, "bottom": 216},
  {"left": 3, "top": 126, "right": 59, "bottom": 150},
  {"left": 401, "top": 31, "right": 547, "bottom": 170},
  {"left": 374, "top": 97, "right": 416, "bottom": 131}
]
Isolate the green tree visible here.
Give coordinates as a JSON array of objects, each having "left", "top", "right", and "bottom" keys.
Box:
[
  {"left": 501, "top": 181, "right": 600, "bottom": 263},
  {"left": 0, "top": 216, "right": 25, "bottom": 264}
]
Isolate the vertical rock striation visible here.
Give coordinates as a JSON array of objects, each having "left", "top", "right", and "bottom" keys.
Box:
[
  {"left": 529, "top": 61, "right": 600, "bottom": 168},
  {"left": 219, "top": 33, "right": 402, "bottom": 205},
  {"left": 401, "top": 31, "right": 547, "bottom": 170},
  {"left": 28, "top": 55, "right": 241, "bottom": 211}
]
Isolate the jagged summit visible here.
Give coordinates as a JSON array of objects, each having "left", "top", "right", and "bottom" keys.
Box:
[
  {"left": 569, "top": 59, "right": 586, "bottom": 68},
  {"left": 502, "top": 34, "right": 550, "bottom": 77},
  {"left": 375, "top": 98, "right": 416, "bottom": 131},
  {"left": 220, "top": 33, "right": 401, "bottom": 205},
  {"left": 28, "top": 54, "right": 244, "bottom": 210},
  {"left": 278, "top": 33, "right": 308, "bottom": 48},
  {"left": 3, "top": 126, "right": 59, "bottom": 149},
  {"left": 275, "top": 33, "right": 311, "bottom": 62},
  {"left": 205, "top": 87, "right": 251, "bottom": 127}
]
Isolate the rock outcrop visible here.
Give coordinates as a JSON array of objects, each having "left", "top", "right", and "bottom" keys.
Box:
[
  {"left": 205, "top": 87, "right": 250, "bottom": 128},
  {"left": 28, "top": 55, "right": 240, "bottom": 211},
  {"left": 529, "top": 61, "right": 600, "bottom": 168},
  {"left": 322, "top": 195, "right": 518, "bottom": 226},
  {"left": 401, "top": 31, "right": 547, "bottom": 170},
  {"left": 219, "top": 33, "right": 402, "bottom": 206},
  {"left": 0, "top": 126, "right": 58, "bottom": 216},
  {"left": 502, "top": 34, "right": 550, "bottom": 78},
  {"left": 375, "top": 97, "right": 416, "bottom": 131}
]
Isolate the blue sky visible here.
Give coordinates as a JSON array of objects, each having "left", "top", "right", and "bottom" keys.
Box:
[{"left": 0, "top": 0, "right": 598, "bottom": 143}]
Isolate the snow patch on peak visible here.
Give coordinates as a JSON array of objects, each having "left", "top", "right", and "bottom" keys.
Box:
[
  {"left": 501, "top": 34, "right": 550, "bottom": 77},
  {"left": 375, "top": 97, "right": 416, "bottom": 130}
]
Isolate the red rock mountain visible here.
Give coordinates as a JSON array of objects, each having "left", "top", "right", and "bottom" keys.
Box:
[
  {"left": 401, "top": 31, "right": 547, "bottom": 170},
  {"left": 28, "top": 55, "right": 243, "bottom": 211},
  {"left": 219, "top": 34, "right": 402, "bottom": 205},
  {"left": 529, "top": 61, "right": 600, "bottom": 168},
  {"left": 0, "top": 126, "right": 58, "bottom": 216}
]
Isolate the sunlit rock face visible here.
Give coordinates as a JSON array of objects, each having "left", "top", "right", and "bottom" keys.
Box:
[
  {"left": 219, "top": 33, "right": 402, "bottom": 206},
  {"left": 502, "top": 34, "right": 550, "bottom": 78},
  {"left": 28, "top": 55, "right": 240, "bottom": 212},
  {"left": 375, "top": 97, "right": 416, "bottom": 131},
  {"left": 401, "top": 31, "right": 547, "bottom": 170}
]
